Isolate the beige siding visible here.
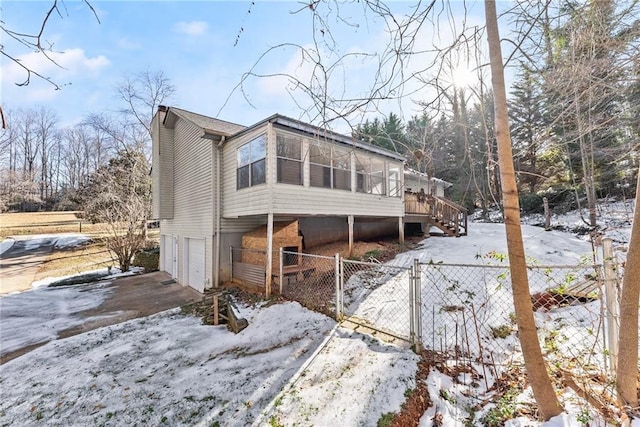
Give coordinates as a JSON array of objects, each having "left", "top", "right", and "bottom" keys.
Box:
[
  {"left": 151, "top": 112, "right": 175, "bottom": 219},
  {"left": 160, "top": 118, "right": 215, "bottom": 290}
]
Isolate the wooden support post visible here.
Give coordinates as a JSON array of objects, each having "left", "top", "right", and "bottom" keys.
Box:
[
  {"left": 213, "top": 293, "right": 219, "bottom": 326},
  {"left": 398, "top": 216, "right": 405, "bottom": 245},
  {"left": 279, "top": 246, "right": 284, "bottom": 294},
  {"left": 266, "top": 213, "right": 274, "bottom": 297},
  {"left": 348, "top": 215, "right": 354, "bottom": 258}
]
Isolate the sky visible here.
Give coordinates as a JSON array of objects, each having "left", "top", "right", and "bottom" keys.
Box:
[{"left": 0, "top": 1, "right": 493, "bottom": 131}]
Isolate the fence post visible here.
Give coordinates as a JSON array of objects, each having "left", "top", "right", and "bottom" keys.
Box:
[
  {"left": 335, "top": 253, "right": 342, "bottom": 321},
  {"left": 229, "top": 246, "right": 233, "bottom": 280},
  {"left": 413, "top": 259, "right": 423, "bottom": 353},
  {"left": 409, "top": 262, "right": 416, "bottom": 349},
  {"left": 602, "top": 237, "right": 619, "bottom": 374},
  {"left": 279, "top": 247, "right": 284, "bottom": 294}
]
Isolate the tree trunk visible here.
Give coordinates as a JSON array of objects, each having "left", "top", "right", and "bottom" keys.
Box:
[
  {"left": 615, "top": 168, "right": 640, "bottom": 410},
  {"left": 484, "top": 0, "right": 563, "bottom": 420}
]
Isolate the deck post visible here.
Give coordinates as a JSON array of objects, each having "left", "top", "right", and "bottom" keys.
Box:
[
  {"left": 348, "top": 215, "right": 354, "bottom": 257},
  {"left": 602, "top": 237, "right": 619, "bottom": 374},
  {"left": 279, "top": 247, "right": 284, "bottom": 294},
  {"left": 398, "top": 216, "right": 404, "bottom": 244},
  {"left": 266, "top": 213, "right": 273, "bottom": 297}
]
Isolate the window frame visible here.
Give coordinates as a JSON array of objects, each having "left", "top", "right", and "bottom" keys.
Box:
[
  {"left": 236, "top": 134, "right": 267, "bottom": 190},
  {"left": 276, "top": 132, "right": 303, "bottom": 186}
]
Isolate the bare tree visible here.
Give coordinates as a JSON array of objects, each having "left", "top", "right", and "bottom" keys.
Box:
[
  {"left": 115, "top": 69, "right": 175, "bottom": 160},
  {"left": 1, "top": 0, "right": 99, "bottom": 90}
]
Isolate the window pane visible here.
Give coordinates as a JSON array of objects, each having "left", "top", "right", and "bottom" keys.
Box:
[
  {"left": 277, "top": 134, "right": 301, "bottom": 160},
  {"left": 277, "top": 158, "right": 302, "bottom": 185},
  {"left": 371, "top": 158, "right": 385, "bottom": 174},
  {"left": 356, "top": 172, "right": 368, "bottom": 193},
  {"left": 237, "top": 165, "right": 250, "bottom": 189},
  {"left": 251, "top": 159, "right": 266, "bottom": 185},
  {"left": 310, "top": 164, "right": 331, "bottom": 188},
  {"left": 333, "top": 147, "right": 350, "bottom": 170},
  {"left": 371, "top": 174, "right": 385, "bottom": 195},
  {"left": 250, "top": 135, "right": 266, "bottom": 162},
  {"left": 238, "top": 144, "right": 251, "bottom": 167},
  {"left": 334, "top": 168, "right": 351, "bottom": 190},
  {"left": 355, "top": 154, "right": 369, "bottom": 173},
  {"left": 310, "top": 143, "right": 331, "bottom": 166}
]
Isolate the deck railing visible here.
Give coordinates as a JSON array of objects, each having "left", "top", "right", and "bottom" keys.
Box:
[{"left": 404, "top": 193, "right": 468, "bottom": 236}]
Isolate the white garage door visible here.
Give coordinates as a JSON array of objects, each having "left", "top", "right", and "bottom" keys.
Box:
[{"left": 186, "top": 238, "right": 205, "bottom": 292}]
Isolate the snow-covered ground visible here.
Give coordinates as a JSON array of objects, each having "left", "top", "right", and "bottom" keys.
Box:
[
  {"left": 0, "top": 206, "right": 636, "bottom": 426},
  {"left": 3, "top": 233, "right": 91, "bottom": 252}
]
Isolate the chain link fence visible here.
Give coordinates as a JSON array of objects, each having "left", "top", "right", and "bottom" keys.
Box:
[
  {"left": 231, "top": 242, "right": 623, "bottom": 384},
  {"left": 278, "top": 250, "right": 337, "bottom": 317},
  {"left": 340, "top": 259, "right": 413, "bottom": 342},
  {"left": 419, "top": 262, "right": 612, "bottom": 378}
]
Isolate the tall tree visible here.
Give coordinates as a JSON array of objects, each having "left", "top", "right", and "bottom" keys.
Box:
[
  {"left": 615, "top": 167, "right": 640, "bottom": 411},
  {"left": 485, "top": 0, "right": 563, "bottom": 419}
]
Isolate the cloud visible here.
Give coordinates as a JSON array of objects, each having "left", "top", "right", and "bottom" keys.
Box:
[
  {"left": 2, "top": 48, "right": 110, "bottom": 85},
  {"left": 173, "top": 21, "right": 208, "bottom": 37}
]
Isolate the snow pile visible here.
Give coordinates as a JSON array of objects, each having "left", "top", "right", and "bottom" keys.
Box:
[{"left": 0, "top": 238, "right": 15, "bottom": 255}]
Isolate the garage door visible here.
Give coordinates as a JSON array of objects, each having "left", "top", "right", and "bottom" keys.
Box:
[{"left": 186, "top": 238, "right": 205, "bottom": 292}]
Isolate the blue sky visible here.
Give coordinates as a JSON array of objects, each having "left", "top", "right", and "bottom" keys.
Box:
[{"left": 1, "top": 1, "right": 492, "bottom": 130}]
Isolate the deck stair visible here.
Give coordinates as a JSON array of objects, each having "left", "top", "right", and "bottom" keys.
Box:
[{"left": 404, "top": 193, "right": 468, "bottom": 237}]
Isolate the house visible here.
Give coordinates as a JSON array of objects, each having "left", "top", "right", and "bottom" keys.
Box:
[{"left": 151, "top": 106, "right": 466, "bottom": 293}]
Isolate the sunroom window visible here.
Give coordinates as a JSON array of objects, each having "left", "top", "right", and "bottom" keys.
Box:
[
  {"left": 276, "top": 133, "right": 303, "bottom": 185},
  {"left": 356, "top": 154, "right": 386, "bottom": 195},
  {"left": 237, "top": 134, "right": 266, "bottom": 189},
  {"left": 310, "top": 142, "right": 351, "bottom": 191}
]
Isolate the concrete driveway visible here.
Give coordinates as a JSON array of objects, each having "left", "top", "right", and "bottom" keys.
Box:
[
  {"left": 0, "top": 237, "right": 57, "bottom": 294},
  {"left": 1, "top": 271, "right": 203, "bottom": 364}
]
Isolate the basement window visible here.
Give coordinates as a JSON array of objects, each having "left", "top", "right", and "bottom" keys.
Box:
[{"left": 237, "top": 134, "right": 266, "bottom": 189}]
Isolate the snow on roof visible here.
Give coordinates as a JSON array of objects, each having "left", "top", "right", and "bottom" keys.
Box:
[{"left": 403, "top": 167, "right": 452, "bottom": 188}]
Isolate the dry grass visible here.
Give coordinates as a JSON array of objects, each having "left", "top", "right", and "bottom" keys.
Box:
[
  {"left": 34, "top": 240, "right": 115, "bottom": 280},
  {"left": 0, "top": 211, "right": 101, "bottom": 238},
  {"left": 1, "top": 211, "right": 160, "bottom": 279}
]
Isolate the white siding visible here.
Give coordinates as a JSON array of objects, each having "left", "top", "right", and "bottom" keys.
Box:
[
  {"left": 160, "top": 118, "right": 214, "bottom": 290},
  {"left": 151, "top": 112, "right": 175, "bottom": 219}
]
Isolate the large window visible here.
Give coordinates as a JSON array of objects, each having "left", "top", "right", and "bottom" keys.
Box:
[
  {"left": 276, "top": 133, "right": 303, "bottom": 185},
  {"left": 355, "top": 154, "right": 386, "bottom": 195},
  {"left": 309, "top": 142, "right": 351, "bottom": 191},
  {"left": 237, "top": 134, "right": 266, "bottom": 189}
]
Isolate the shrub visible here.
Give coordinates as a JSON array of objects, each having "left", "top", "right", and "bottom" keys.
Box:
[
  {"left": 519, "top": 192, "right": 543, "bottom": 214},
  {"left": 133, "top": 249, "right": 159, "bottom": 272}
]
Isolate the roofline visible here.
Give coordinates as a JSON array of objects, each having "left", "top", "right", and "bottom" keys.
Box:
[
  {"left": 162, "top": 106, "right": 245, "bottom": 137},
  {"left": 229, "top": 113, "right": 406, "bottom": 162}
]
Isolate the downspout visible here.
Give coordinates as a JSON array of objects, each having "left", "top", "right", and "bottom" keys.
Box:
[{"left": 214, "top": 135, "right": 226, "bottom": 288}]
